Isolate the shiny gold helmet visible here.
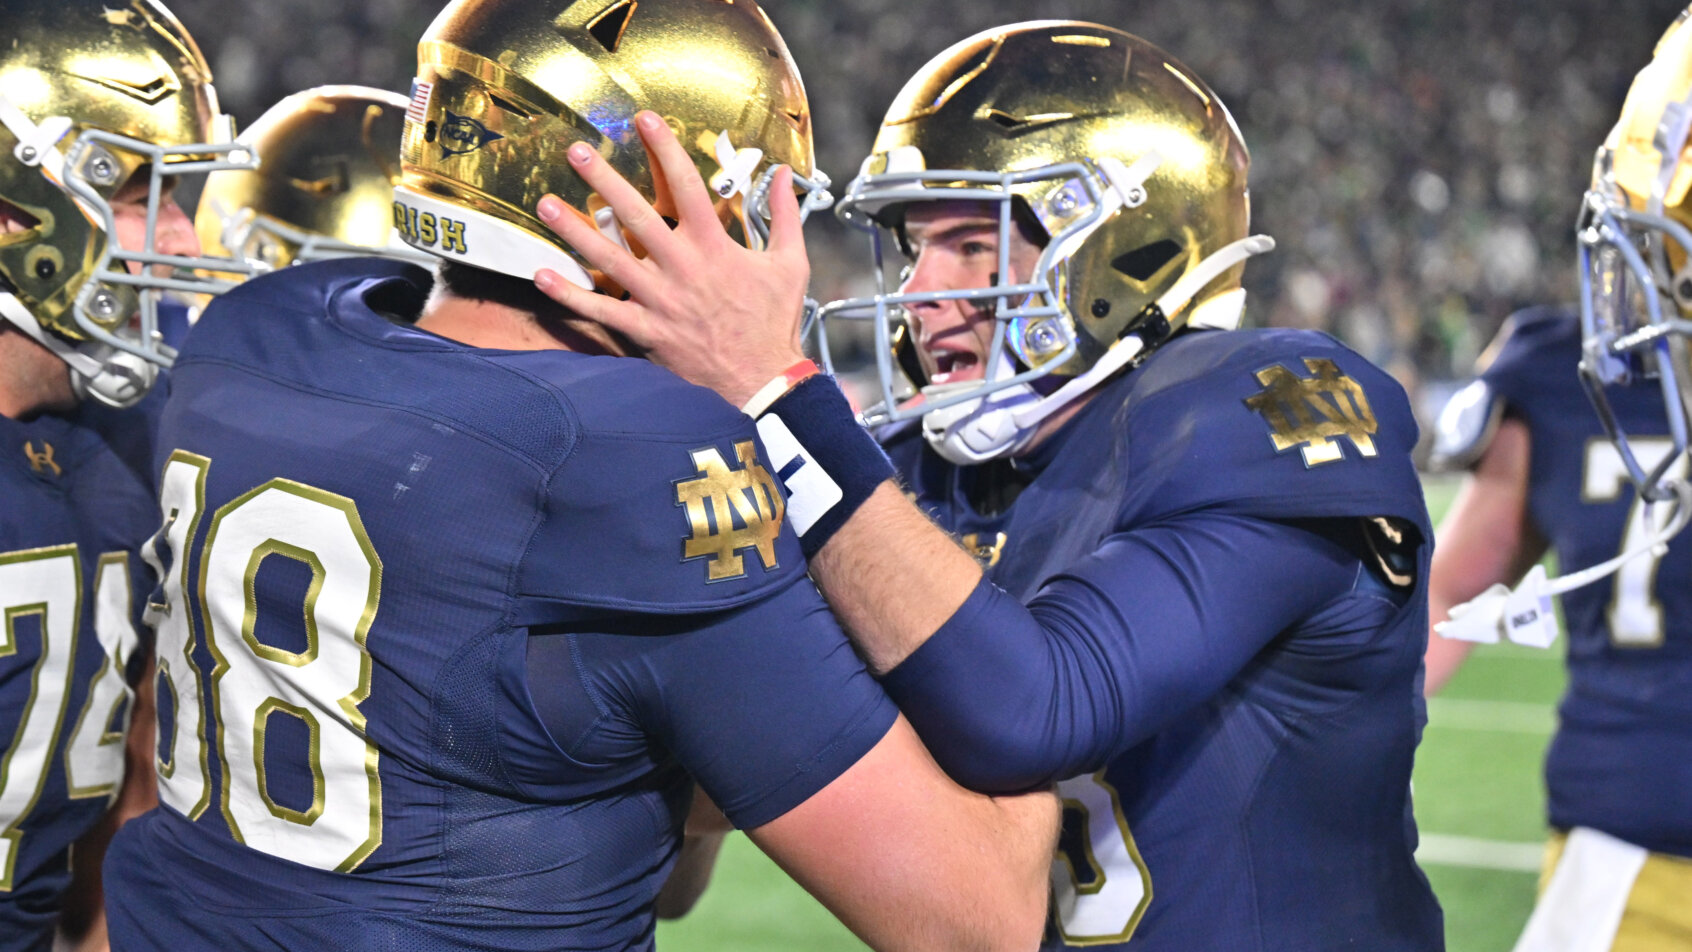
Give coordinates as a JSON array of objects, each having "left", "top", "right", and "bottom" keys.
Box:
[
  {"left": 0, "top": 0, "right": 255, "bottom": 406},
  {"left": 821, "top": 21, "right": 1274, "bottom": 463},
  {"left": 197, "top": 85, "right": 434, "bottom": 272},
  {"left": 392, "top": 0, "right": 832, "bottom": 289},
  {"left": 1578, "top": 5, "right": 1692, "bottom": 499}
]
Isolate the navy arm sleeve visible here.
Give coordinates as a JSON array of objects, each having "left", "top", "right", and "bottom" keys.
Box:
[
  {"left": 533, "top": 577, "right": 899, "bottom": 831},
  {"left": 880, "top": 512, "right": 1368, "bottom": 792}
]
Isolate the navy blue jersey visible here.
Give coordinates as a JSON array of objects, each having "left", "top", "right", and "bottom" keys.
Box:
[
  {"left": 1473, "top": 307, "right": 1692, "bottom": 858},
  {"left": 0, "top": 399, "right": 155, "bottom": 952},
  {"left": 882, "top": 328, "right": 1442, "bottom": 951},
  {"left": 103, "top": 259, "right": 896, "bottom": 951}
]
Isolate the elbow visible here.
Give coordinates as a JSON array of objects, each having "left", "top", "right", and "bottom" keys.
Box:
[{"left": 924, "top": 719, "right": 1068, "bottom": 794}]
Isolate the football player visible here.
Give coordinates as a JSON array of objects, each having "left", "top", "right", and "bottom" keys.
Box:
[
  {"left": 195, "top": 84, "right": 436, "bottom": 274},
  {"left": 99, "top": 1, "right": 1058, "bottom": 949},
  {"left": 1426, "top": 10, "right": 1692, "bottom": 949},
  {"left": 536, "top": 21, "right": 1444, "bottom": 949},
  {"left": 0, "top": 0, "right": 252, "bottom": 948}
]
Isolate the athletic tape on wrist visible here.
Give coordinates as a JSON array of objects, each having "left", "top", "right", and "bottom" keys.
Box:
[
  {"left": 741, "top": 359, "right": 819, "bottom": 418},
  {"left": 754, "top": 374, "right": 895, "bottom": 558}
]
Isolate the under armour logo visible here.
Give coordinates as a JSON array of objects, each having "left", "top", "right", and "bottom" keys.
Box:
[
  {"left": 1244, "top": 358, "right": 1379, "bottom": 467},
  {"left": 23, "top": 441, "right": 61, "bottom": 477},
  {"left": 675, "top": 440, "right": 785, "bottom": 581}
]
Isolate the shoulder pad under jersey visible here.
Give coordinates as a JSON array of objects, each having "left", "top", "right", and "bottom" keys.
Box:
[
  {"left": 1119, "top": 327, "right": 1430, "bottom": 536},
  {"left": 1426, "top": 378, "right": 1503, "bottom": 472},
  {"left": 514, "top": 357, "right": 808, "bottom": 619},
  {"left": 1426, "top": 306, "right": 1580, "bottom": 470}
]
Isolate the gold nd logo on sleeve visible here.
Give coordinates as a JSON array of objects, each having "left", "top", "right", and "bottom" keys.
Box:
[
  {"left": 674, "top": 441, "right": 785, "bottom": 581},
  {"left": 1244, "top": 358, "right": 1379, "bottom": 467}
]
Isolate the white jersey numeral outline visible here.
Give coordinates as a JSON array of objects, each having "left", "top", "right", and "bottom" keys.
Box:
[
  {"left": 1581, "top": 437, "right": 1687, "bottom": 648},
  {"left": 149, "top": 451, "right": 213, "bottom": 817},
  {"left": 64, "top": 551, "right": 140, "bottom": 799},
  {"left": 151, "top": 457, "right": 385, "bottom": 872},
  {"left": 1050, "top": 771, "right": 1152, "bottom": 944},
  {"left": 0, "top": 547, "right": 81, "bottom": 891}
]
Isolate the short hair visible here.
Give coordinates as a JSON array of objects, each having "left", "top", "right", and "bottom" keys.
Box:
[{"left": 435, "top": 259, "right": 572, "bottom": 316}]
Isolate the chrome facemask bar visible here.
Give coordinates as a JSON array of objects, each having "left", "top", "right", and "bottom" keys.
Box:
[
  {"left": 60, "top": 128, "right": 263, "bottom": 367},
  {"left": 1577, "top": 192, "right": 1692, "bottom": 500}
]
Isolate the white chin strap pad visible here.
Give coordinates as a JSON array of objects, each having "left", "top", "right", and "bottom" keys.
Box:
[
  {"left": 920, "top": 380, "right": 1042, "bottom": 465},
  {"left": 71, "top": 346, "right": 156, "bottom": 408}
]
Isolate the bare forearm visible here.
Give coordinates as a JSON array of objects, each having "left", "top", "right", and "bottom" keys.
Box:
[
  {"left": 750, "top": 717, "right": 1058, "bottom": 952},
  {"left": 655, "top": 832, "right": 727, "bottom": 919},
  {"left": 1423, "top": 420, "right": 1545, "bottom": 695},
  {"left": 792, "top": 788, "right": 1058, "bottom": 952},
  {"left": 810, "top": 483, "right": 984, "bottom": 674}
]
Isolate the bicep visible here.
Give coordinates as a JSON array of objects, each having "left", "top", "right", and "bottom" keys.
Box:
[
  {"left": 635, "top": 581, "right": 899, "bottom": 831},
  {"left": 882, "top": 513, "right": 1366, "bottom": 789}
]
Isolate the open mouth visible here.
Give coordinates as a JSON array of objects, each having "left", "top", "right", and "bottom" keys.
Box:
[
  {"left": 0, "top": 199, "right": 40, "bottom": 238},
  {"left": 929, "top": 349, "right": 982, "bottom": 385}
]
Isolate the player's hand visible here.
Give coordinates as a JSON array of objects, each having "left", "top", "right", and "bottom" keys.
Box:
[{"left": 532, "top": 110, "right": 810, "bottom": 409}]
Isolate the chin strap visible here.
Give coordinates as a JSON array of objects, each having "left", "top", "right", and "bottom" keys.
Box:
[
  {"left": 0, "top": 292, "right": 153, "bottom": 408},
  {"left": 1011, "top": 235, "right": 1275, "bottom": 433},
  {"left": 920, "top": 234, "right": 1276, "bottom": 465},
  {"left": 1437, "top": 478, "right": 1692, "bottom": 647}
]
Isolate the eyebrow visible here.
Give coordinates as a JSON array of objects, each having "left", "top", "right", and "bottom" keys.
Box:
[{"left": 908, "top": 218, "right": 1001, "bottom": 246}]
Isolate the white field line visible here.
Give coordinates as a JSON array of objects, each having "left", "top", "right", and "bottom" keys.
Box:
[
  {"left": 1416, "top": 832, "right": 1544, "bottom": 873},
  {"left": 1426, "top": 697, "right": 1557, "bottom": 735}
]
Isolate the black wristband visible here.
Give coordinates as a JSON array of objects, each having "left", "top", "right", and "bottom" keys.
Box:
[{"left": 753, "top": 374, "right": 896, "bottom": 558}]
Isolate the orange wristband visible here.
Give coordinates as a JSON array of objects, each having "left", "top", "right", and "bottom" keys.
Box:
[{"left": 740, "top": 359, "right": 820, "bottom": 417}]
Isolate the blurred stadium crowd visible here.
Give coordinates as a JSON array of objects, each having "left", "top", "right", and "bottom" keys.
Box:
[{"left": 174, "top": 0, "right": 1687, "bottom": 407}]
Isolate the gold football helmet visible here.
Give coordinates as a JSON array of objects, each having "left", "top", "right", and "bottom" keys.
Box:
[
  {"left": 1579, "top": 4, "right": 1692, "bottom": 498},
  {"left": 0, "top": 0, "right": 256, "bottom": 406},
  {"left": 197, "top": 85, "right": 434, "bottom": 271},
  {"left": 820, "top": 21, "right": 1274, "bottom": 463},
  {"left": 392, "top": 0, "right": 832, "bottom": 289}
]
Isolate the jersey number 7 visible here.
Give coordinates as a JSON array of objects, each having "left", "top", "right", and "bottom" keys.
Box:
[{"left": 1582, "top": 437, "right": 1687, "bottom": 648}]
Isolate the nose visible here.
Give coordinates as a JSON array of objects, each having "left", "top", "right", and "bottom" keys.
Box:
[
  {"left": 898, "top": 248, "right": 957, "bottom": 341},
  {"left": 898, "top": 246, "right": 951, "bottom": 299}
]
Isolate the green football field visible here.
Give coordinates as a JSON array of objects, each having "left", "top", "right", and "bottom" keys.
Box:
[{"left": 658, "top": 474, "right": 1560, "bottom": 951}]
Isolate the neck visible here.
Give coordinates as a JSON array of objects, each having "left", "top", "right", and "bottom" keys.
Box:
[
  {"left": 0, "top": 325, "right": 74, "bottom": 419},
  {"left": 414, "top": 287, "right": 610, "bottom": 354},
  {"left": 1011, "top": 386, "right": 1100, "bottom": 458}
]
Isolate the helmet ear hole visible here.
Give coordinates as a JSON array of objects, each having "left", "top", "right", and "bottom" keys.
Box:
[{"left": 1111, "top": 239, "right": 1182, "bottom": 282}]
